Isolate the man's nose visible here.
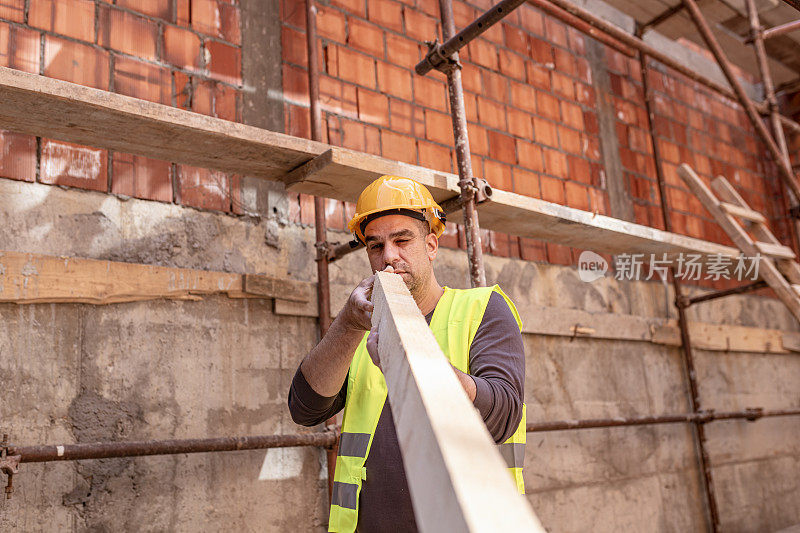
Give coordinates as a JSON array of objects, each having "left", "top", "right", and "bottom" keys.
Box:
[{"left": 382, "top": 242, "right": 401, "bottom": 266}]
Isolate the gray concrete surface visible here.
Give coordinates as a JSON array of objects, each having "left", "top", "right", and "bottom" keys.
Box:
[{"left": 1, "top": 179, "right": 799, "bottom": 532}]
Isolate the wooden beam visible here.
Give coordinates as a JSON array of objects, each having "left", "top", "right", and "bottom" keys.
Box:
[
  {"left": 371, "top": 271, "right": 544, "bottom": 532},
  {"left": 0, "top": 67, "right": 739, "bottom": 260},
  {"left": 0, "top": 251, "right": 310, "bottom": 305}
]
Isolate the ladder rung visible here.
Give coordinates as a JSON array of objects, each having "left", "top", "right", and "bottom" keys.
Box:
[
  {"left": 719, "top": 202, "right": 766, "bottom": 223},
  {"left": 755, "top": 241, "right": 796, "bottom": 260}
]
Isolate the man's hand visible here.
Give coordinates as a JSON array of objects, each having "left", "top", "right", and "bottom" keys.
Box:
[{"left": 341, "top": 266, "right": 395, "bottom": 332}]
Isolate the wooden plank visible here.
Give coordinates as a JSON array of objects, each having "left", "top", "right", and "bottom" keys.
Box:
[
  {"left": 0, "top": 66, "right": 327, "bottom": 180},
  {"left": 243, "top": 273, "right": 310, "bottom": 302},
  {"left": 755, "top": 241, "right": 797, "bottom": 259},
  {"left": 371, "top": 271, "right": 544, "bottom": 532},
  {"left": 719, "top": 201, "right": 767, "bottom": 223},
  {"left": 0, "top": 67, "right": 740, "bottom": 262},
  {"left": 678, "top": 164, "right": 800, "bottom": 322},
  {"left": 286, "top": 148, "right": 740, "bottom": 259},
  {"left": 0, "top": 250, "right": 307, "bottom": 305},
  {"left": 711, "top": 176, "right": 782, "bottom": 245}
]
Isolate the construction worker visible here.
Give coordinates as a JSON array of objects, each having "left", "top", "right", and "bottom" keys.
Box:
[{"left": 288, "top": 175, "right": 526, "bottom": 533}]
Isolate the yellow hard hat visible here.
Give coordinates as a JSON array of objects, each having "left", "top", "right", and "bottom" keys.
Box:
[{"left": 348, "top": 175, "right": 446, "bottom": 244}]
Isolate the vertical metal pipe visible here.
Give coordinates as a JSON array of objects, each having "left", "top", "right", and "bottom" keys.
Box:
[
  {"left": 438, "top": 0, "right": 487, "bottom": 288},
  {"left": 305, "top": 0, "right": 337, "bottom": 500},
  {"left": 745, "top": 0, "right": 800, "bottom": 252},
  {"left": 680, "top": 0, "right": 800, "bottom": 201},
  {"left": 637, "top": 38, "right": 720, "bottom": 532}
]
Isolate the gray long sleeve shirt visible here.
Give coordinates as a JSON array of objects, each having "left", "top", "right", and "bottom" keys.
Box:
[{"left": 288, "top": 291, "right": 525, "bottom": 532}]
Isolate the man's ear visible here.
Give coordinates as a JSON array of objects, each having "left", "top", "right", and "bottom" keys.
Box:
[{"left": 426, "top": 232, "right": 438, "bottom": 261}]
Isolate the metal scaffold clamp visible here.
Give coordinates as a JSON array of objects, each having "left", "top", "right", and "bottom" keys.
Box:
[
  {"left": 0, "top": 434, "right": 21, "bottom": 499},
  {"left": 418, "top": 39, "right": 461, "bottom": 75}
]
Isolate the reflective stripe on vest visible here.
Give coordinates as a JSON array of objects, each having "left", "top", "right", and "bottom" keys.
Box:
[{"left": 328, "top": 285, "right": 526, "bottom": 533}]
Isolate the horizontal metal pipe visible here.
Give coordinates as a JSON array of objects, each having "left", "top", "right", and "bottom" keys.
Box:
[
  {"left": 526, "top": 408, "right": 800, "bottom": 432},
  {"left": 761, "top": 18, "right": 800, "bottom": 40},
  {"left": 682, "top": 280, "right": 768, "bottom": 307},
  {"left": 12, "top": 431, "right": 338, "bottom": 463}
]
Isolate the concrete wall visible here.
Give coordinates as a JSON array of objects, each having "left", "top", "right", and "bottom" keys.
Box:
[{"left": 2, "top": 180, "right": 799, "bottom": 532}]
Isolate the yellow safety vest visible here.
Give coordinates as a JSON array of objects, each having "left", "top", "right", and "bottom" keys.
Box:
[{"left": 328, "top": 285, "right": 526, "bottom": 532}]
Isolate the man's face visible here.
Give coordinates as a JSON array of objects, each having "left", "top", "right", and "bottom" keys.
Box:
[{"left": 363, "top": 214, "right": 439, "bottom": 297}]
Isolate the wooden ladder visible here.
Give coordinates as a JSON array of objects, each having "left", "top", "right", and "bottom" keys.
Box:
[{"left": 678, "top": 163, "right": 800, "bottom": 322}]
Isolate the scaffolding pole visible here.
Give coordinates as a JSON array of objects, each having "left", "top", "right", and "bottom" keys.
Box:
[{"left": 305, "top": 0, "right": 339, "bottom": 501}]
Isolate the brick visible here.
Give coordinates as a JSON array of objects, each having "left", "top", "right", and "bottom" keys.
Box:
[
  {"left": 98, "top": 7, "right": 158, "bottom": 61},
  {"left": 565, "top": 181, "right": 589, "bottom": 210},
  {"left": 513, "top": 167, "right": 540, "bottom": 197},
  {"left": 543, "top": 147, "right": 568, "bottom": 179},
  {"left": 507, "top": 109, "right": 533, "bottom": 139},
  {"left": 488, "top": 130, "right": 516, "bottom": 165},
  {"left": 0, "top": 0, "right": 24, "bottom": 22},
  {"left": 403, "top": 7, "right": 438, "bottom": 42},
  {"left": 191, "top": 0, "right": 240, "bottom": 44},
  {"left": 114, "top": 56, "right": 171, "bottom": 104},
  {"left": 318, "top": 78, "right": 355, "bottom": 120},
  {"left": 576, "top": 83, "right": 595, "bottom": 107},
  {"left": 0, "top": 130, "right": 36, "bottom": 182},
  {"left": 29, "top": 0, "right": 95, "bottom": 42},
  {"left": 0, "top": 24, "right": 40, "bottom": 73},
  {"left": 340, "top": 118, "right": 368, "bottom": 151},
  {"left": 283, "top": 26, "right": 307, "bottom": 67},
  {"left": 540, "top": 174, "right": 564, "bottom": 203},
  {"left": 518, "top": 6, "right": 544, "bottom": 36},
  {"left": 544, "top": 17, "right": 567, "bottom": 47},
  {"left": 551, "top": 72, "right": 574, "bottom": 99},
  {"left": 568, "top": 156, "right": 591, "bottom": 184},
  {"left": 469, "top": 38, "right": 498, "bottom": 71},
  {"left": 206, "top": 40, "right": 241, "bottom": 85},
  {"left": 517, "top": 140, "right": 543, "bottom": 173},
  {"left": 377, "top": 61, "right": 412, "bottom": 100},
  {"left": 418, "top": 140, "right": 451, "bottom": 172},
  {"left": 464, "top": 92, "right": 478, "bottom": 122},
  {"left": 553, "top": 48, "right": 576, "bottom": 77},
  {"left": 484, "top": 159, "right": 512, "bottom": 190},
  {"left": 176, "top": 0, "right": 191, "bottom": 25},
  {"left": 331, "top": 0, "right": 366, "bottom": 17},
  {"left": 213, "top": 82, "right": 238, "bottom": 121},
  {"left": 177, "top": 164, "right": 230, "bottom": 211},
  {"left": 477, "top": 97, "right": 506, "bottom": 130},
  {"left": 381, "top": 130, "right": 416, "bottom": 164},
  {"left": 317, "top": 6, "right": 346, "bottom": 42},
  {"left": 348, "top": 18, "right": 384, "bottom": 58},
  {"left": 482, "top": 69, "right": 508, "bottom": 99},
  {"left": 329, "top": 45, "right": 376, "bottom": 87},
  {"left": 117, "top": 0, "right": 171, "bottom": 20},
  {"left": 438, "top": 221, "right": 460, "bottom": 250},
  {"left": 385, "top": 32, "right": 419, "bottom": 69},
  {"left": 111, "top": 153, "right": 172, "bottom": 202},
  {"left": 467, "top": 124, "right": 488, "bottom": 155},
  {"left": 533, "top": 117, "right": 557, "bottom": 148},
  {"left": 452, "top": 1, "right": 476, "bottom": 29},
  {"left": 40, "top": 139, "right": 108, "bottom": 191},
  {"left": 499, "top": 49, "right": 525, "bottom": 81},
  {"left": 535, "top": 91, "right": 560, "bottom": 121},
  {"left": 192, "top": 78, "right": 214, "bottom": 114},
  {"left": 520, "top": 237, "right": 547, "bottom": 262},
  {"left": 529, "top": 38, "right": 553, "bottom": 66},
  {"left": 503, "top": 23, "right": 528, "bottom": 54},
  {"left": 164, "top": 25, "right": 202, "bottom": 70},
  {"left": 414, "top": 75, "right": 447, "bottom": 111},
  {"left": 526, "top": 63, "right": 550, "bottom": 91},
  {"left": 389, "top": 98, "right": 420, "bottom": 135},
  {"left": 510, "top": 81, "right": 536, "bottom": 114},
  {"left": 44, "top": 37, "right": 109, "bottom": 89},
  {"left": 324, "top": 198, "right": 345, "bottom": 230},
  {"left": 558, "top": 126, "right": 582, "bottom": 155},
  {"left": 357, "top": 87, "right": 389, "bottom": 127},
  {"left": 368, "top": 0, "right": 403, "bottom": 33},
  {"left": 424, "top": 109, "right": 452, "bottom": 145}
]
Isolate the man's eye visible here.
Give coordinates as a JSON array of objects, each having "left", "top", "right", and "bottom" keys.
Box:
[{"left": 369, "top": 244, "right": 383, "bottom": 251}]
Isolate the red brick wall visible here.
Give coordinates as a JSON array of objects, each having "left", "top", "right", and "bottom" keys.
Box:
[
  {"left": 0, "top": 0, "right": 242, "bottom": 211},
  {"left": 280, "top": 0, "right": 793, "bottom": 284},
  {"left": 0, "top": 0, "right": 793, "bottom": 283}
]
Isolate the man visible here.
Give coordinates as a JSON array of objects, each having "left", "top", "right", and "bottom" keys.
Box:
[{"left": 288, "top": 175, "right": 526, "bottom": 533}]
